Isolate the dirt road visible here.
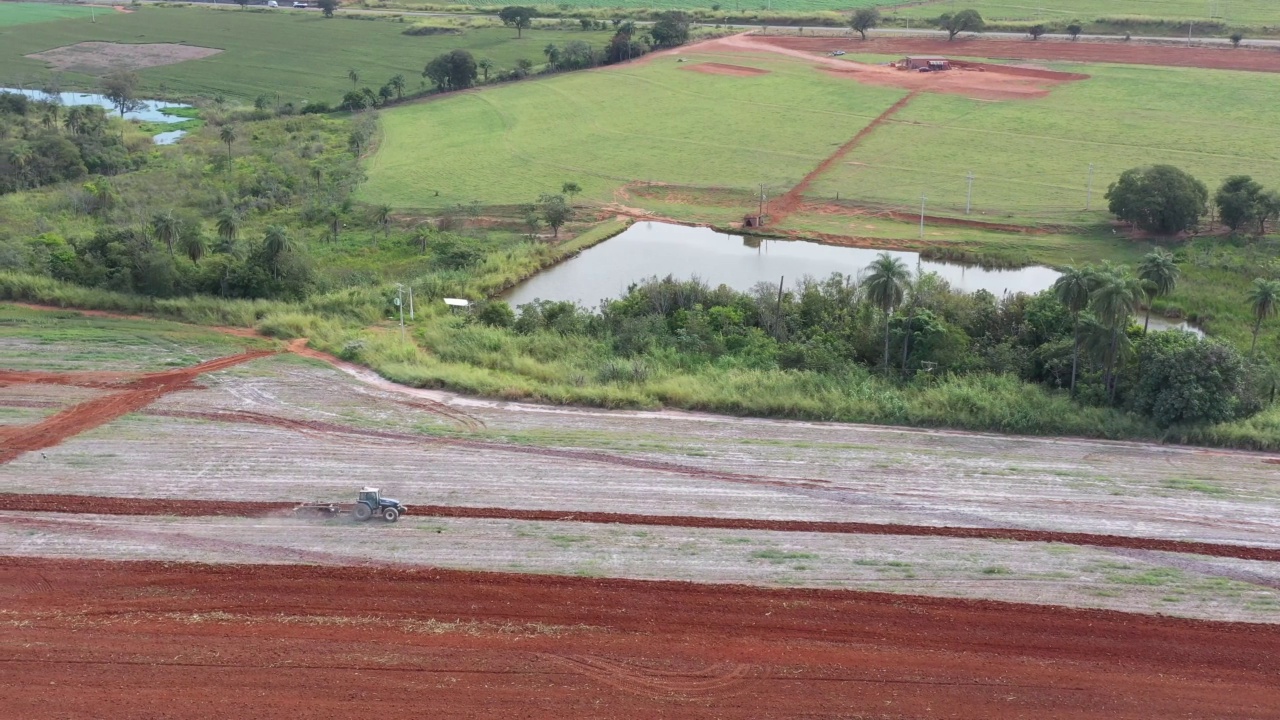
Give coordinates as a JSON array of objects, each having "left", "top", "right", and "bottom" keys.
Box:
[{"left": 2, "top": 558, "right": 1277, "bottom": 719}]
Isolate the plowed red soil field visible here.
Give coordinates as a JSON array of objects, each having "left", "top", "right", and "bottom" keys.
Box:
[
  {"left": 760, "top": 36, "right": 1280, "bottom": 73},
  {"left": 6, "top": 493, "right": 1279, "bottom": 562},
  {"left": 2, "top": 558, "right": 1277, "bottom": 719}
]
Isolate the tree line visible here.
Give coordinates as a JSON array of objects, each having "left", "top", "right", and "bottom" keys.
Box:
[
  {"left": 0, "top": 92, "right": 134, "bottom": 195},
  {"left": 476, "top": 251, "right": 1274, "bottom": 428}
]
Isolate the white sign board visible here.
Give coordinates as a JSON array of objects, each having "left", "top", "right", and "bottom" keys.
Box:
[{"left": 443, "top": 298, "right": 471, "bottom": 307}]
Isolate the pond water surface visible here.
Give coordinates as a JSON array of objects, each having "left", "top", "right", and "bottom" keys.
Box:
[
  {"left": 0, "top": 87, "right": 193, "bottom": 144},
  {"left": 504, "top": 222, "right": 1063, "bottom": 309}
]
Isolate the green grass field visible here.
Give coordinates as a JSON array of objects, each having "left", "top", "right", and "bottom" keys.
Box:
[
  {"left": 808, "top": 61, "right": 1280, "bottom": 224},
  {"left": 0, "top": 5, "right": 612, "bottom": 102},
  {"left": 0, "top": 2, "right": 95, "bottom": 28},
  {"left": 360, "top": 51, "right": 907, "bottom": 208}
]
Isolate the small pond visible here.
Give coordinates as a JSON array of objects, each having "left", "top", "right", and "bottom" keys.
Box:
[
  {"left": 504, "top": 222, "right": 1206, "bottom": 337},
  {"left": 0, "top": 87, "right": 194, "bottom": 144},
  {"left": 504, "top": 222, "right": 1062, "bottom": 308}
]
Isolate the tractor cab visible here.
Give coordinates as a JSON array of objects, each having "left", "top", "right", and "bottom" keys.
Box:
[{"left": 356, "top": 487, "right": 408, "bottom": 522}]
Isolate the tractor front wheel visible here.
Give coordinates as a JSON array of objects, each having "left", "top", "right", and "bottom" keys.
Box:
[
  {"left": 382, "top": 507, "right": 400, "bottom": 523},
  {"left": 353, "top": 503, "right": 373, "bottom": 521}
]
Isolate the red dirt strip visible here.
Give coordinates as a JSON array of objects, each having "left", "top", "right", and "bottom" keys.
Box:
[
  {"left": 2, "top": 558, "right": 1278, "bottom": 719},
  {"left": 769, "top": 91, "right": 918, "bottom": 222},
  {"left": 762, "top": 35, "right": 1280, "bottom": 74},
  {"left": 0, "top": 350, "right": 275, "bottom": 464},
  {"left": 4, "top": 493, "right": 1277, "bottom": 562}
]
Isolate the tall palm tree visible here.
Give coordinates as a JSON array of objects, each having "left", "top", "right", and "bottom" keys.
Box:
[
  {"left": 372, "top": 204, "right": 392, "bottom": 239},
  {"left": 862, "top": 252, "right": 909, "bottom": 373},
  {"left": 182, "top": 233, "right": 207, "bottom": 265},
  {"left": 1247, "top": 278, "right": 1280, "bottom": 355},
  {"left": 347, "top": 68, "right": 360, "bottom": 88},
  {"left": 477, "top": 59, "right": 493, "bottom": 83},
  {"left": 151, "top": 211, "right": 179, "bottom": 256},
  {"left": 309, "top": 165, "right": 323, "bottom": 190},
  {"left": 389, "top": 74, "right": 406, "bottom": 99},
  {"left": 219, "top": 125, "right": 236, "bottom": 165},
  {"left": 263, "top": 225, "right": 294, "bottom": 277},
  {"left": 325, "top": 207, "right": 343, "bottom": 243},
  {"left": 215, "top": 210, "right": 240, "bottom": 253},
  {"left": 1090, "top": 268, "right": 1142, "bottom": 402},
  {"left": 1137, "top": 248, "right": 1179, "bottom": 333},
  {"left": 1053, "top": 265, "right": 1092, "bottom": 396}
]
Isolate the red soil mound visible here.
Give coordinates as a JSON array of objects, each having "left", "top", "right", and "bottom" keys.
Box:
[{"left": 3, "top": 558, "right": 1278, "bottom": 719}]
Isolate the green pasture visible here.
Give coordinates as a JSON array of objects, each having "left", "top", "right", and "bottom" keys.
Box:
[
  {"left": 0, "top": 2, "right": 95, "bottom": 28},
  {"left": 807, "top": 62, "right": 1280, "bottom": 224},
  {"left": 360, "top": 52, "right": 907, "bottom": 208},
  {"left": 0, "top": 5, "right": 612, "bottom": 101}
]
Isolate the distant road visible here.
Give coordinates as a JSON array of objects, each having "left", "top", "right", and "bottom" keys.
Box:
[{"left": 73, "top": 0, "right": 1280, "bottom": 49}]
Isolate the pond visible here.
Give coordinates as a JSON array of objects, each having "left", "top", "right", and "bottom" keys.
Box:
[
  {"left": 504, "top": 222, "right": 1062, "bottom": 308},
  {"left": 0, "top": 87, "right": 194, "bottom": 144},
  {"left": 504, "top": 222, "right": 1207, "bottom": 337}
]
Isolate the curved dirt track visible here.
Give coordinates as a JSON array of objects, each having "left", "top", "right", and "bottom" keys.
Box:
[
  {"left": 3, "top": 558, "right": 1278, "bottom": 719},
  {"left": 5, "top": 493, "right": 1278, "bottom": 562},
  {"left": 761, "top": 36, "right": 1280, "bottom": 73}
]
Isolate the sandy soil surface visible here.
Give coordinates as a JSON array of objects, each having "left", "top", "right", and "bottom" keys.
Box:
[
  {"left": 760, "top": 35, "right": 1280, "bottom": 73},
  {"left": 3, "top": 512, "right": 1276, "bottom": 621},
  {"left": 26, "top": 42, "right": 222, "bottom": 73},
  {"left": 2, "top": 558, "right": 1278, "bottom": 719}
]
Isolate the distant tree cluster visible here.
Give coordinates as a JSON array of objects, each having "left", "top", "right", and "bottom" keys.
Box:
[
  {"left": 0, "top": 92, "right": 132, "bottom": 195},
  {"left": 1105, "top": 165, "right": 1280, "bottom": 238}
]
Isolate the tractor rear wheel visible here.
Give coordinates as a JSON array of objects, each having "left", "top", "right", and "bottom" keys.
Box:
[
  {"left": 353, "top": 503, "right": 373, "bottom": 521},
  {"left": 382, "top": 507, "right": 400, "bottom": 523}
]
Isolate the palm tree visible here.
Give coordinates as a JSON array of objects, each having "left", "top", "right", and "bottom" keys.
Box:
[
  {"left": 477, "top": 58, "right": 493, "bottom": 83},
  {"left": 215, "top": 210, "right": 240, "bottom": 254},
  {"left": 372, "top": 204, "right": 392, "bottom": 239},
  {"left": 347, "top": 68, "right": 360, "bottom": 88},
  {"left": 182, "top": 233, "right": 207, "bottom": 265},
  {"left": 309, "top": 165, "right": 323, "bottom": 190},
  {"left": 7, "top": 143, "right": 33, "bottom": 188},
  {"left": 1090, "top": 268, "right": 1142, "bottom": 402},
  {"left": 1137, "top": 248, "right": 1179, "bottom": 333},
  {"left": 862, "top": 252, "right": 909, "bottom": 373},
  {"left": 325, "top": 207, "right": 343, "bottom": 243},
  {"left": 389, "top": 73, "right": 406, "bottom": 99},
  {"left": 544, "top": 44, "right": 560, "bottom": 67},
  {"left": 219, "top": 124, "right": 236, "bottom": 165},
  {"left": 1053, "top": 265, "right": 1092, "bottom": 396},
  {"left": 151, "top": 211, "right": 179, "bottom": 256},
  {"left": 1247, "top": 278, "right": 1280, "bottom": 355},
  {"left": 263, "top": 225, "right": 294, "bottom": 277}
]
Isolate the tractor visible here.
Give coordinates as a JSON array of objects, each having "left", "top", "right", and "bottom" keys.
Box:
[{"left": 294, "top": 487, "right": 409, "bottom": 523}]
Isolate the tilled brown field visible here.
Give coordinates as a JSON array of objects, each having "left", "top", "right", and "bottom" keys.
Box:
[
  {"left": 2, "top": 314, "right": 1280, "bottom": 715},
  {"left": 2, "top": 558, "right": 1278, "bottom": 720}
]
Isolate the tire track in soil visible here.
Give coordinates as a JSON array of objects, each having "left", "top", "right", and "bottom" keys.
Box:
[
  {"left": 768, "top": 91, "right": 919, "bottom": 223},
  {"left": 540, "top": 654, "right": 755, "bottom": 700},
  {"left": 0, "top": 350, "right": 276, "bottom": 465},
  {"left": 4, "top": 494, "right": 1278, "bottom": 563}
]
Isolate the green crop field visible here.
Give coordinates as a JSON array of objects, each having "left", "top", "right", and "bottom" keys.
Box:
[
  {"left": 807, "top": 62, "right": 1280, "bottom": 223},
  {"left": 0, "top": 5, "right": 612, "bottom": 102},
  {"left": 0, "top": 1, "right": 95, "bottom": 28},
  {"left": 360, "top": 52, "right": 907, "bottom": 209}
]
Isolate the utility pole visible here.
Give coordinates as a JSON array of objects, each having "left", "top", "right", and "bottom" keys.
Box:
[
  {"left": 1086, "top": 163, "right": 1094, "bottom": 210},
  {"left": 408, "top": 285, "right": 414, "bottom": 320},
  {"left": 1188, "top": 21, "right": 1194, "bottom": 46},
  {"left": 919, "top": 194, "right": 927, "bottom": 239},
  {"left": 758, "top": 184, "right": 765, "bottom": 219},
  {"left": 965, "top": 171, "right": 974, "bottom": 215}
]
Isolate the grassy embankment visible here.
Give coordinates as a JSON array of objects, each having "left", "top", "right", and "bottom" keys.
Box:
[{"left": 0, "top": 4, "right": 613, "bottom": 102}]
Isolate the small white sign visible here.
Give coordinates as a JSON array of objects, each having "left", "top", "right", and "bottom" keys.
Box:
[{"left": 444, "top": 298, "right": 471, "bottom": 307}]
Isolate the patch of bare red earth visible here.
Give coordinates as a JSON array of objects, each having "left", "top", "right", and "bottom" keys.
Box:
[
  {"left": 2, "top": 558, "right": 1277, "bottom": 718},
  {"left": 0, "top": 350, "right": 275, "bottom": 463},
  {"left": 763, "top": 35, "right": 1280, "bottom": 73},
  {"left": 5, "top": 493, "right": 1278, "bottom": 562}
]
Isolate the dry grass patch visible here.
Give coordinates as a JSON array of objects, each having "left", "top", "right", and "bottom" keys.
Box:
[{"left": 26, "top": 42, "right": 221, "bottom": 73}]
